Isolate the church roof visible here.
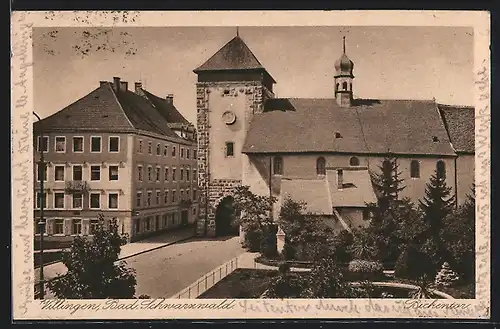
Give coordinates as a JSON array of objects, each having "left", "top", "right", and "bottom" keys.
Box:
[
  {"left": 242, "top": 98, "right": 460, "bottom": 156},
  {"left": 326, "top": 169, "right": 377, "bottom": 207},
  {"left": 34, "top": 82, "right": 179, "bottom": 139},
  {"left": 141, "top": 90, "right": 192, "bottom": 126},
  {"left": 281, "top": 178, "right": 333, "bottom": 215},
  {"left": 438, "top": 104, "right": 475, "bottom": 154}
]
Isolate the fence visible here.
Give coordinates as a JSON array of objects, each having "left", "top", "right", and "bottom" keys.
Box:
[{"left": 171, "top": 256, "right": 239, "bottom": 299}]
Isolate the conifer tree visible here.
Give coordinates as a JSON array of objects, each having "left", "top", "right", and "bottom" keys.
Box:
[{"left": 370, "top": 154, "right": 406, "bottom": 213}]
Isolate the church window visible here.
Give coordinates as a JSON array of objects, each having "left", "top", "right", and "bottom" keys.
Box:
[
  {"left": 225, "top": 142, "right": 234, "bottom": 157},
  {"left": 436, "top": 160, "right": 446, "bottom": 179},
  {"left": 343, "top": 81, "right": 348, "bottom": 90},
  {"left": 273, "top": 156, "right": 283, "bottom": 175},
  {"left": 335, "top": 132, "right": 342, "bottom": 139},
  {"left": 349, "top": 156, "right": 360, "bottom": 166},
  {"left": 336, "top": 83, "right": 340, "bottom": 91},
  {"left": 316, "top": 157, "right": 326, "bottom": 175},
  {"left": 410, "top": 160, "right": 420, "bottom": 178}
]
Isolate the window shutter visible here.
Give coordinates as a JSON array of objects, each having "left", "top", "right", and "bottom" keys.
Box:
[
  {"left": 63, "top": 219, "right": 72, "bottom": 235},
  {"left": 45, "top": 218, "right": 54, "bottom": 235}
]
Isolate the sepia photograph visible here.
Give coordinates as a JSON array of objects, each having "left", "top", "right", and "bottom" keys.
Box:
[{"left": 11, "top": 11, "right": 490, "bottom": 320}]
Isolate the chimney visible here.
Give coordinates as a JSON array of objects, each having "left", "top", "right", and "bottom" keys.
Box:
[
  {"left": 99, "top": 81, "right": 107, "bottom": 87},
  {"left": 113, "top": 77, "right": 121, "bottom": 93},
  {"left": 166, "top": 94, "right": 174, "bottom": 105},
  {"left": 337, "top": 169, "right": 344, "bottom": 190},
  {"left": 119, "top": 81, "right": 128, "bottom": 92},
  {"left": 135, "top": 82, "right": 142, "bottom": 93}
]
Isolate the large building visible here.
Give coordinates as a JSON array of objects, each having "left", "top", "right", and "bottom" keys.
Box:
[
  {"left": 194, "top": 35, "right": 475, "bottom": 237},
  {"left": 33, "top": 77, "right": 198, "bottom": 247}
]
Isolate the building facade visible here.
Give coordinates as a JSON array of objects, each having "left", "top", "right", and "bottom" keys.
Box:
[
  {"left": 194, "top": 35, "right": 475, "bottom": 238},
  {"left": 34, "top": 77, "right": 198, "bottom": 247}
]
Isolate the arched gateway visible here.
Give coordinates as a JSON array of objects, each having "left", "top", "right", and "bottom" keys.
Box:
[{"left": 214, "top": 196, "right": 239, "bottom": 236}]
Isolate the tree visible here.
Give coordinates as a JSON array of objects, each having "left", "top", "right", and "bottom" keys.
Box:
[
  {"left": 370, "top": 154, "right": 406, "bottom": 213},
  {"left": 232, "top": 185, "right": 277, "bottom": 252},
  {"left": 349, "top": 228, "right": 378, "bottom": 261},
  {"left": 303, "top": 258, "right": 353, "bottom": 298},
  {"left": 47, "top": 215, "right": 137, "bottom": 299},
  {"left": 435, "top": 262, "right": 460, "bottom": 287},
  {"left": 418, "top": 169, "right": 455, "bottom": 269}
]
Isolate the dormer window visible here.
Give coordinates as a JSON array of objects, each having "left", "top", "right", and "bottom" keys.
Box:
[
  {"left": 335, "top": 132, "right": 342, "bottom": 139},
  {"left": 432, "top": 136, "right": 439, "bottom": 143}
]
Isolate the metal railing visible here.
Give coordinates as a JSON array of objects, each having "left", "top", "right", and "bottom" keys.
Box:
[{"left": 172, "top": 256, "right": 239, "bottom": 299}]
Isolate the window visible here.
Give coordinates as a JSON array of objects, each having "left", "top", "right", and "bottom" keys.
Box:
[
  {"left": 54, "top": 219, "right": 64, "bottom": 234},
  {"left": 164, "top": 190, "right": 168, "bottom": 204},
  {"left": 192, "top": 207, "right": 196, "bottom": 215},
  {"left": 180, "top": 190, "right": 184, "bottom": 200},
  {"left": 109, "top": 166, "right": 119, "bottom": 181},
  {"left": 181, "top": 148, "right": 184, "bottom": 158},
  {"left": 273, "top": 156, "right": 283, "bottom": 175},
  {"left": 37, "top": 163, "right": 47, "bottom": 181},
  {"left": 163, "top": 214, "right": 168, "bottom": 227},
  {"left": 437, "top": 160, "right": 446, "bottom": 179},
  {"left": 336, "top": 83, "right": 340, "bottom": 91},
  {"left": 34, "top": 218, "right": 43, "bottom": 234},
  {"left": 193, "top": 189, "right": 197, "bottom": 201},
  {"left": 54, "top": 166, "right": 65, "bottom": 181},
  {"left": 186, "top": 149, "right": 190, "bottom": 159},
  {"left": 164, "top": 167, "right": 169, "bottom": 181},
  {"left": 193, "top": 169, "right": 197, "bottom": 181},
  {"left": 343, "top": 81, "right": 348, "bottom": 90},
  {"left": 193, "top": 150, "right": 197, "bottom": 159},
  {"left": 90, "top": 193, "right": 100, "bottom": 209},
  {"left": 138, "top": 140, "right": 143, "bottom": 153},
  {"left": 225, "top": 142, "right": 234, "bottom": 157},
  {"left": 316, "top": 157, "right": 326, "bottom": 175},
  {"left": 145, "top": 217, "right": 151, "bottom": 231},
  {"left": 335, "top": 132, "right": 342, "bottom": 139},
  {"left": 36, "top": 192, "right": 47, "bottom": 209},
  {"left": 349, "top": 156, "right": 360, "bottom": 166},
  {"left": 55, "top": 137, "right": 66, "bottom": 152},
  {"left": 73, "top": 137, "right": 83, "bottom": 152},
  {"left": 147, "top": 191, "right": 152, "bottom": 206},
  {"left": 37, "top": 136, "right": 49, "bottom": 153},
  {"left": 72, "top": 219, "right": 82, "bottom": 235},
  {"left": 156, "top": 190, "right": 161, "bottom": 205},
  {"left": 73, "top": 165, "right": 83, "bottom": 180},
  {"left": 54, "top": 193, "right": 65, "bottom": 209},
  {"left": 91, "top": 136, "right": 101, "bottom": 152},
  {"left": 109, "top": 137, "right": 120, "bottom": 152},
  {"left": 172, "top": 190, "right": 176, "bottom": 203},
  {"left": 410, "top": 160, "right": 420, "bottom": 178},
  {"left": 72, "top": 193, "right": 83, "bottom": 209},
  {"left": 172, "top": 146, "right": 176, "bottom": 157},
  {"left": 133, "top": 219, "right": 140, "bottom": 234},
  {"left": 108, "top": 193, "right": 118, "bottom": 209},
  {"left": 163, "top": 145, "right": 168, "bottom": 156},
  {"left": 90, "top": 219, "right": 99, "bottom": 235},
  {"left": 147, "top": 166, "right": 153, "bottom": 181},
  {"left": 180, "top": 168, "right": 184, "bottom": 181},
  {"left": 172, "top": 168, "right": 176, "bottom": 181},
  {"left": 136, "top": 191, "right": 142, "bottom": 207},
  {"left": 148, "top": 141, "right": 152, "bottom": 154},
  {"left": 186, "top": 169, "right": 190, "bottom": 181},
  {"left": 90, "top": 165, "right": 101, "bottom": 181},
  {"left": 155, "top": 167, "right": 161, "bottom": 182},
  {"left": 137, "top": 165, "right": 143, "bottom": 181},
  {"left": 156, "top": 143, "right": 161, "bottom": 156}
]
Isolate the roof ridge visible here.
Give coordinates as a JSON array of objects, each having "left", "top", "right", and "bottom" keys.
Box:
[
  {"left": 437, "top": 103, "right": 475, "bottom": 109},
  {"left": 106, "top": 83, "right": 135, "bottom": 129}
]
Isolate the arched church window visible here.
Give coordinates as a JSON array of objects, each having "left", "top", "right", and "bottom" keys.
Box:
[
  {"left": 336, "top": 83, "right": 340, "bottom": 91},
  {"left": 410, "top": 160, "right": 420, "bottom": 178},
  {"left": 273, "top": 156, "right": 283, "bottom": 175},
  {"left": 436, "top": 160, "right": 446, "bottom": 179},
  {"left": 349, "top": 156, "right": 360, "bottom": 166},
  {"left": 316, "top": 157, "right": 326, "bottom": 175},
  {"left": 343, "top": 81, "right": 348, "bottom": 90}
]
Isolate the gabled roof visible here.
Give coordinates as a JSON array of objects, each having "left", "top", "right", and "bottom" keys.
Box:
[
  {"left": 281, "top": 178, "right": 333, "bottom": 215},
  {"left": 141, "top": 90, "right": 191, "bottom": 126},
  {"left": 326, "top": 169, "right": 377, "bottom": 207},
  {"left": 242, "top": 98, "right": 457, "bottom": 156},
  {"left": 194, "top": 36, "right": 265, "bottom": 72},
  {"left": 438, "top": 104, "right": 475, "bottom": 153},
  {"left": 34, "top": 82, "right": 178, "bottom": 139}
]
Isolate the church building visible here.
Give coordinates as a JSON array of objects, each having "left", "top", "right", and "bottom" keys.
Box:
[{"left": 193, "top": 34, "right": 475, "bottom": 237}]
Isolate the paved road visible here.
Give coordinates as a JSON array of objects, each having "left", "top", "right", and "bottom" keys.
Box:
[{"left": 126, "top": 236, "right": 245, "bottom": 298}]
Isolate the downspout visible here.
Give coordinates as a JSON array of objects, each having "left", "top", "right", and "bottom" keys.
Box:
[
  {"left": 454, "top": 156, "right": 458, "bottom": 209},
  {"left": 269, "top": 155, "right": 273, "bottom": 222}
]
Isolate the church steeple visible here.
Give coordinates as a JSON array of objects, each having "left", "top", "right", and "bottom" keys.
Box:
[{"left": 334, "top": 36, "right": 354, "bottom": 107}]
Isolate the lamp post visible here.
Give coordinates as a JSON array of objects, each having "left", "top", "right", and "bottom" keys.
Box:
[{"left": 33, "top": 111, "right": 45, "bottom": 299}]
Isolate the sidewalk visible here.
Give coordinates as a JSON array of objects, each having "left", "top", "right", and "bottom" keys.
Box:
[{"left": 34, "top": 226, "right": 195, "bottom": 284}]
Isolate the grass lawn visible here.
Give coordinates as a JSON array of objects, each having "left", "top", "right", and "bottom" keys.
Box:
[{"left": 197, "top": 268, "right": 279, "bottom": 299}]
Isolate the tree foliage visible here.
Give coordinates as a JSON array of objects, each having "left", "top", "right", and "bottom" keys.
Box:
[
  {"left": 370, "top": 154, "right": 406, "bottom": 213},
  {"left": 47, "top": 215, "right": 137, "bottom": 299},
  {"left": 232, "top": 185, "right": 276, "bottom": 232}
]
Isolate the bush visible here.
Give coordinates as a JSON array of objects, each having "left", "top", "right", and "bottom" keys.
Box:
[
  {"left": 245, "top": 229, "right": 263, "bottom": 252},
  {"left": 435, "top": 262, "right": 460, "bottom": 287},
  {"left": 394, "top": 244, "right": 435, "bottom": 280},
  {"left": 266, "top": 273, "right": 307, "bottom": 298},
  {"left": 281, "top": 241, "right": 296, "bottom": 260},
  {"left": 348, "top": 259, "right": 384, "bottom": 281},
  {"left": 260, "top": 225, "right": 278, "bottom": 258}
]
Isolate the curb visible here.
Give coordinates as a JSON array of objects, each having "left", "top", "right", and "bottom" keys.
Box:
[{"left": 118, "top": 234, "right": 195, "bottom": 261}]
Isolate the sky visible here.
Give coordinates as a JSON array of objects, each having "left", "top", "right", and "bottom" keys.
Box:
[{"left": 33, "top": 26, "right": 474, "bottom": 124}]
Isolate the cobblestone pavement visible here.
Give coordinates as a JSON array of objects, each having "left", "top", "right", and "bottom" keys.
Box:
[{"left": 127, "top": 236, "right": 245, "bottom": 298}]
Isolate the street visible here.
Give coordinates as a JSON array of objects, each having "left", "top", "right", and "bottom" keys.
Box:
[{"left": 126, "top": 236, "right": 246, "bottom": 298}]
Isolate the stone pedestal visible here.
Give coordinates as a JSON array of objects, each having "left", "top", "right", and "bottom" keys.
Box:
[{"left": 276, "top": 226, "right": 285, "bottom": 254}]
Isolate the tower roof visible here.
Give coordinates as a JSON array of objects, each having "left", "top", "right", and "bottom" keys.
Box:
[
  {"left": 334, "top": 36, "right": 354, "bottom": 77},
  {"left": 193, "top": 35, "right": 276, "bottom": 82}
]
